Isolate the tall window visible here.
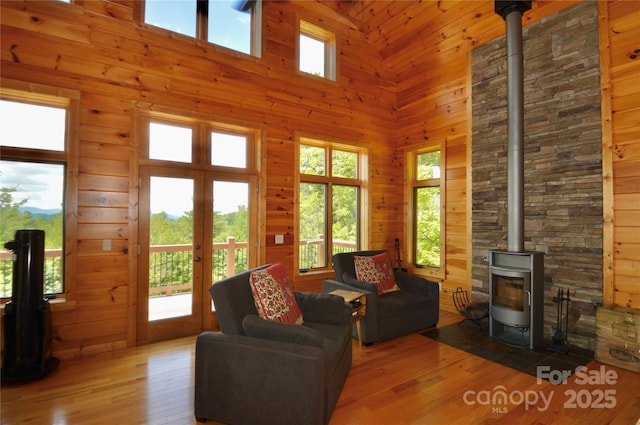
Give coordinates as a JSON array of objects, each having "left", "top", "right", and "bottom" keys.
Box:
[
  {"left": 412, "top": 149, "right": 444, "bottom": 269},
  {"left": 144, "top": 0, "right": 262, "bottom": 56},
  {"left": 0, "top": 90, "right": 76, "bottom": 299},
  {"left": 299, "top": 20, "right": 336, "bottom": 80},
  {"left": 298, "top": 139, "right": 363, "bottom": 271}
]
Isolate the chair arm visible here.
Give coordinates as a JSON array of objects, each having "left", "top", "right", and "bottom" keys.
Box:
[
  {"left": 195, "top": 331, "right": 324, "bottom": 425},
  {"left": 394, "top": 270, "right": 440, "bottom": 299},
  {"left": 294, "top": 291, "right": 351, "bottom": 325},
  {"left": 322, "top": 278, "right": 379, "bottom": 340},
  {"left": 242, "top": 315, "right": 324, "bottom": 347}
]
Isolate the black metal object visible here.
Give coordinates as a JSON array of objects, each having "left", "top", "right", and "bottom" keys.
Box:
[
  {"left": 495, "top": 1, "right": 532, "bottom": 19},
  {"left": 2, "top": 230, "right": 59, "bottom": 381},
  {"left": 393, "top": 238, "right": 407, "bottom": 272},
  {"left": 452, "top": 287, "right": 489, "bottom": 328},
  {"left": 548, "top": 288, "right": 571, "bottom": 354}
]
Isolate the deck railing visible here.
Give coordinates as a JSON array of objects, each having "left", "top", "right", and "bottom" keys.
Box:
[
  {"left": 299, "top": 236, "right": 356, "bottom": 270},
  {"left": 0, "top": 249, "right": 62, "bottom": 298},
  {"left": 1, "top": 236, "right": 357, "bottom": 298},
  {"left": 149, "top": 237, "right": 249, "bottom": 296}
]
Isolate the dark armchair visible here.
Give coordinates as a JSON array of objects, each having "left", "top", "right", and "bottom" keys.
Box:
[
  {"left": 322, "top": 250, "right": 439, "bottom": 345},
  {"left": 194, "top": 265, "right": 352, "bottom": 425}
]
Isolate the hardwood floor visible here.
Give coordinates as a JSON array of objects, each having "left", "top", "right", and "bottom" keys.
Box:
[{"left": 2, "top": 311, "right": 639, "bottom": 424}]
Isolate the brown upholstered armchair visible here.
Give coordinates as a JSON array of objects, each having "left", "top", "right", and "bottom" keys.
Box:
[{"left": 322, "top": 250, "right": 440, "bottom": 345}]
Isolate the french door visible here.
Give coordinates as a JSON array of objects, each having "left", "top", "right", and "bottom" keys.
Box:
[
  {"left": 135, "top": 114, "right": 260, "bottom": 342},
  {"left": 137, "top": 167, "right": 254, "bottom": 341}
]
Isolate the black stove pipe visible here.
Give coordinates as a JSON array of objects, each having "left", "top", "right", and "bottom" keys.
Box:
[{"left": 495, "top": 1, "right": 531, "bottom": 253}]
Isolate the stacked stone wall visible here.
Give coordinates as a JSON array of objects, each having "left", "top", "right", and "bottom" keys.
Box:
[{"left": 471, "top": 1, "right": 602, "bottom": 349}]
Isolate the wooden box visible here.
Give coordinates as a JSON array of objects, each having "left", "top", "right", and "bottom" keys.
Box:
[
  {"left": 596, "top": 304, "right": 640, "bottom": 343},
  {"left": 595, "top": 305, "right": 640, "bottom": 373}
]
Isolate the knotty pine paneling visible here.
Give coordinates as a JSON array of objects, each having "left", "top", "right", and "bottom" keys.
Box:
[
  {"left": 1, "top": 0, "right": 637, "bottom": 358},
  {"left": 604, "top": 0, "right": 640, "bottom": 308},
  {"left": 1, "top": 0, "right": 397, "bottom": 357}
]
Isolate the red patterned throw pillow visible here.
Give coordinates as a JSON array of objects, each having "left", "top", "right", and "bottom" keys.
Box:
[
  {"left": 249, "top": 263, "right": 303, "bottom": 325},
  {"left": 353, "top": 252, "right": 399, "bottom": 295}
]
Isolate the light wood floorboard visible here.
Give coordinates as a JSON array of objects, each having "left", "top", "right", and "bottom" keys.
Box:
[{"left": 2, "top": 311, "right": 639, "bottom": 424}]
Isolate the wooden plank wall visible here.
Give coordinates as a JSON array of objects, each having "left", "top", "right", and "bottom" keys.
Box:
[
  {"left": 390, "top": 0, "right": 586, "bottom": 312},
  {"left": 0, "top": 0, "right": 638, "bottom": 358},
  {"left": 599, "top": 0, "right": 640, "bottom": 308},
  {"left": 0, "top": 0, "right": 399, "bottom": 357}
]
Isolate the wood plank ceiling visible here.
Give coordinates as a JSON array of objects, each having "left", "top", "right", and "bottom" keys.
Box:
[
  {"left": 321, "top": 0, "right": 572, "bottom": 85},
  {"left": 322, "top": 0, "right": 497, "bottom": 78}
]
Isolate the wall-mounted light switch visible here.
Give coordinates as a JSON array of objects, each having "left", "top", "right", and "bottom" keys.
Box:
[{"left": 275, "top": 235, "right": 284, "bottom": 244}]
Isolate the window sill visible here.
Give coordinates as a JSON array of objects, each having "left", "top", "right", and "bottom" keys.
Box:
[
  {"left": 0, "top": 297, "right": 75, "bottom": 311},
  {"left": 411, "top": 266, "right": 445, "bottom": 282}
]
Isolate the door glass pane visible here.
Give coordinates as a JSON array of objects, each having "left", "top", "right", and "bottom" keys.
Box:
[
  {"left": 299, "top": 182, "right": 326, "bottom": 269},
  {"left": 332, "top": 185, "right": 357, "bottom": 255},
  {"left": 148, "top": 176, "right": 194, "bottom": 321},
  {"left": 211, "top": 132, "right": 246, "bottom": 168},
  {"left": 212, "top": 181, "right": 249, "bottom": 283},
  {"left": 149, "top": 122, "right": 192, "bottom": 163}
]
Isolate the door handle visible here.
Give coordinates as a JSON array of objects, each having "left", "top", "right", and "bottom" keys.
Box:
[{"left": 194, "top": 256, "right": 201, "bottom": 262}]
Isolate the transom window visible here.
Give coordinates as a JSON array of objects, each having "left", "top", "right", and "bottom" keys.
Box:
[
  {"left": 144, "top": 118, "right": 254, "bottom": 170},
  {"left": 144, "top": 0, "right": 262, "bottom": 56},
  {"left": 411, "top": 148, "right": 445, "bottom": 270},
  {"left": 0, "top": 87, "right": 78, "bottom": 300},
  {"left": 299, "top": 20, "right": 336, "bottom": 80},
  {"left": 298, "top": 139, "right": 364, "bottom": 271}
]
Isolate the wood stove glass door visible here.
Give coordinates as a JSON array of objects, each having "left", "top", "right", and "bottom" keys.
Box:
[{"left": 490, "top": 268, "right": 530, "bottom": 327}]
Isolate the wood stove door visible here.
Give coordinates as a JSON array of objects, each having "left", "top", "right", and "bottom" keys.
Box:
[{"left": 490, "top": 267, "right": 530, "bottom": 328}]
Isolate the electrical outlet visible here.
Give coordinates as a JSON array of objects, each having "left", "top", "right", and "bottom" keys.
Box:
[{"left": 102, "top": 239, "right": 112, "bottom": 251}]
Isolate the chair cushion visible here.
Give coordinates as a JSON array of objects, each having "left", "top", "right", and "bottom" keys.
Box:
[
  {"left": 378, "top": 290, "right": 428, "bottom": 317},
  {"left": 242, "top": 315, "right": 323, "bottom": 347},
  {"left": 353, "top": 252, "right": 398, "bottom": 295},
  {"left": 250, "top": 263, "right": 303, "bottom": 324}
]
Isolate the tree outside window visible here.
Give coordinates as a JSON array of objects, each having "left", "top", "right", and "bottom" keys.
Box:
[
  {"left": 0, "top": 98, "right": 69, "bottom": 298},
  {"left": 413, "top": 150, "right": 443, "bottom": 269},
  {"left": 298, "top": 141, "right": 360, "bottom": 270}
]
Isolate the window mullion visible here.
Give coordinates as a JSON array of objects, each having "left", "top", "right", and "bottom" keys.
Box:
[{"left": 326, "top": 182, "right": 332, "bottom": 265}]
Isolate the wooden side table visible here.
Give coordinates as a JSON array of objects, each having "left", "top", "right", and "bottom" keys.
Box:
[{"left": 329, "top": 289, "right": 367, "bottom": 346}]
